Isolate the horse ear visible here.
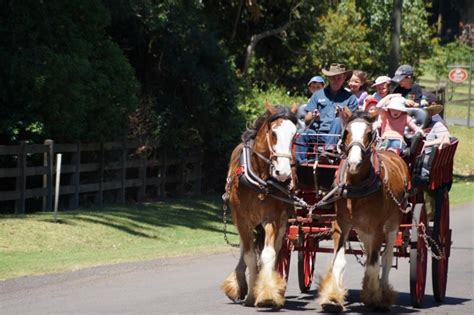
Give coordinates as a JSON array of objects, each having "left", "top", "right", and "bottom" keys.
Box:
[
  {"left": 339, "top": 106, "right": 352, "bottom": 127},
  {"left": 264, "top": 100, "right": 275, "bottom": 113},
  {"left": 290, "top": 103, "right": 298, "bottom": 114}
]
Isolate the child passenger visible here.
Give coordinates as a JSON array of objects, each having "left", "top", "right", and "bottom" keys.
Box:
[
  {"left": 374, "top": 95, "right": 425, "bottom": 154},
  {"left": 348, "top": 70, "right": 369, "bottom": 109}
]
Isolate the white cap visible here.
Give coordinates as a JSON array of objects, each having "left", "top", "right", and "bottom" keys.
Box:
[{"left": 371, "top": 75, "right": 391, "bottom": 87}]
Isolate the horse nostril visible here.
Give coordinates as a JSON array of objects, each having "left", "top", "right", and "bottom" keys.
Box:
[{"left": 275, "top": 170, "right": 280, "bottom": 176}]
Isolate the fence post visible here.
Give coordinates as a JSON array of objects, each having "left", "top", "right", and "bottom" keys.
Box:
[
  {"left": 96, "top": 142, "right": 104, "bottom": 207},
  {"left": 193, "top": 153, "right": 202, "bottom": 195},
  {"left": 42, "top": 139, "right": 54, "bottom": 212},
  {"left": 176, "top": 160, "right": 185, "bottom": 196},
  {"left": 138, "top": 152, "right": 147, "bottom": 203},
  {"left": 158, "top": 150, "right": 166, "bottom": 197},
  {"left": 69, "top": 141, "right": 81, "bottom": 209},
  {"left": 119, "top": 139, "right": 127, "bottom": 203},
  {"left": 15, "top": 141, "right": 27, "bottom": 214}
]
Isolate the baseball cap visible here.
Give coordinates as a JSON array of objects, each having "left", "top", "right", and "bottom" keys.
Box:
[
  {"left": 371, "top": 75, "right": 391, "bottom": 87},
  {"left": 391, "top": 65, "right": 413, "bottom": 83},
  {"left": 307, "top": 76, "right": 325, "bottom": 86}
]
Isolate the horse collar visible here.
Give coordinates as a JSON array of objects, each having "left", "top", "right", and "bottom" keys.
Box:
[{"left": 336, "top": 153, "right": 382, "bottom": 199}]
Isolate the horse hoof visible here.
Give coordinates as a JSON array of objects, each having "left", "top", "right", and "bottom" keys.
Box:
[
  {"left": 256, "top": 299, "right": 282, "bottom": 310},
  {"left": 321, "top": 301, "right": 343, "bottom": 313}
]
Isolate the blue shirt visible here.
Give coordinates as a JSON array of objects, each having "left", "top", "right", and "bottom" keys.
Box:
[{"left": 305, "top": 86, "right": 358, "bottom": 132}]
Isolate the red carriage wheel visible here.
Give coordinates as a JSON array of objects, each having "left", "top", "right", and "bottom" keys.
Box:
[
  {"left": 432, "top": 187, "right": 451, "bottom": 302},
  {"left": 410, "top": 203, "right": 428, "bottom": 308},
  {"left": 297, "top": 232, "right": 316, "bottom": 293},
  {"left": 277, "top": 235, "right": 291, "bottom": 281}
]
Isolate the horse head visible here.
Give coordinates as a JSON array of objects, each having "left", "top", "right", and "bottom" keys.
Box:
[
  {"left": 262, "top": 102, "right": 298, "bottom": 182},
  {"left": 339, "top": 108, "right": 378, "bottom": 174}
]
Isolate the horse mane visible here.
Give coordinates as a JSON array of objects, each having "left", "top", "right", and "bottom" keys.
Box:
[
  {"left": 347, "top": 110, "right": 375, "bottom": 124},
  {"left": 241, "top": 105, "right": 297, "bottom": 142}
]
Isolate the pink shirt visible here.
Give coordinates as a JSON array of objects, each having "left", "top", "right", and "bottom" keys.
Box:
[{"left": 379, "top": 112, "right": 412, "bottom": 142}]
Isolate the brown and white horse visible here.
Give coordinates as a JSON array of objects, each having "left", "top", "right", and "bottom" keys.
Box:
[
  {"left": 318, "top": 109, "right": 410, "bottom": 312},
  {"left": 221, "top": 104, "right": 297, "bottom": 308}
]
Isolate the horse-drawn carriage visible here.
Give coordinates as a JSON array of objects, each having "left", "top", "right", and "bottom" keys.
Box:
[{"left": 221, "top": 103, "right": 457, "bottom": 311}]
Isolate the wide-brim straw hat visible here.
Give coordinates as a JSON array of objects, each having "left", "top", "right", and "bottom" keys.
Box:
[
  {"left": 385, "top": 97, "right": 408, "bottom": 112},
  {"left": 321, "top": 63, "right": 352, "bottom": 80},
  {"left": 425, "top": 104, "right": 444, "bottom": 117}
]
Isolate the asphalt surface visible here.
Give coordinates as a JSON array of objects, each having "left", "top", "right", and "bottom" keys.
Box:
[{"left": 0, "top": 203, "right": 472, "bottom": 314}]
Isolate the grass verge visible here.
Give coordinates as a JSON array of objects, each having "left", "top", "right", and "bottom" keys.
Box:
[{"left": 0, "top": 196, "right": 238, "bottom": 280}]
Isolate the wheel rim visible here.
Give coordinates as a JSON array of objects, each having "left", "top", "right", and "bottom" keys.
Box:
[
  {"left": 432, "top": 188, "right": 450, "bottom": 301},
  {"left": 303, "top": 237, "right": 316, "bottom": 288},
  {"left": 410, "top": 204, "right": 427, "bottom": 307},
  {"left": 416, "top": 210, "right": 428, "bottom": 300},
  {"left": 277, "top": 237, "right": 291, "bottom": 281}
]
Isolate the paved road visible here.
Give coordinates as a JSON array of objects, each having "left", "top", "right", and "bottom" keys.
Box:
[{"left": 1, "top": 203, "right": 472, "bottom": 314}]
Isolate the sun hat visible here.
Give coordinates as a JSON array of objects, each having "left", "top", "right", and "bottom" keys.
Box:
[
  {"left": 307, "top": 76, "right": 325, "bottom": 86},
  {"left": 321, "top": 63, "right": 352, "bottom": 80},
  {"left": 371, "top": 75, "right": 391, "bottom": 87},
  {"left": 425, "top": 104, "right": 444, "bottom": 117},
  {"left": 385, "top": 96, "right": 408, "bottom": 112},
  {"left": 391, "top": 65, "right": 413, "bottom": 83}
]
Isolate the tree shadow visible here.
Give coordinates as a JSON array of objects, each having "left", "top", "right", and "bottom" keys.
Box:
[{"left": 37, "top": 195, "right": 232, "bottom": 238}]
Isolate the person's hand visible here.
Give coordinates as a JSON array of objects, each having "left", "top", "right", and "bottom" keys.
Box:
[
  {"left": 304, "top": 111, "right": 319, "bottom": 125},
  {"left": 405, "top": 99, "right": 417, "bottom": 107},
  {"left": 439, "top": 135, "right": 451, "bottom": 149}
]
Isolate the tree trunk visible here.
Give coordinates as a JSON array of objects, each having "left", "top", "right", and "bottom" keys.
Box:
[
  {"left": 242, "top": 22, "right": 290, "bottom": 76},
  {"left": 437, "top": 0, "right": 443, "bottom": 36},
  {"left": 389, "top": 0, "right": 402, "bottom": 76},
  {"left": 231, "top": 0, "right": 244, "bottom": 42}
]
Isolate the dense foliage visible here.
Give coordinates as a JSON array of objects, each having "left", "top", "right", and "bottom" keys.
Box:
[
  {"left": 0, "top": 1, "right": 139, "bottom": 143},
  {"left": 422, "top": 40, "right": 471, "bottom": 80},
  {"left": 1, "top": 0, "right": 449, "bottom": 191}
]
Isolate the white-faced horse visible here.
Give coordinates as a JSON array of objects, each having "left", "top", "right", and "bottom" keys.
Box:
[
  {"left": 318, "top": 109, "right": 411, "bottom": 312},
  {"left": 221, "top": 103, "right": 297, "bottom": 308}
]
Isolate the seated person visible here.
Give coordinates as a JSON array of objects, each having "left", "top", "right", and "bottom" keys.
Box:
[
  {"left": 374, "top": 94, "right": 424, "bottom": 154},
  {"left": 415, "top": 104, "right": 451, "bottom": 184},
  {"left": 296, "top": 63, "right": 358, "bottom": 163},
  {"left": 372, "top": 75, "right": 391, "bottom": 101},
  {"left": 391, "top": 64, "right": 423, "bottom": 107}
]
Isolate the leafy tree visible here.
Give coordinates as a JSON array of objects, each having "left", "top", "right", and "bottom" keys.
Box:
[
  {"left": 360, "top": 0, "right": 433, "bottom": 76},
  {"left": 301, "top": 0, "right": 372, "bottom": 75},
  {"left": 0, "top": 0, "right": 139, "bottom": 143},
  {"left": 422, "top": 39, "right": 471, "bottom": 80},
  {"left": 105, "top": 0, "right": 245, "bottom": 190}
]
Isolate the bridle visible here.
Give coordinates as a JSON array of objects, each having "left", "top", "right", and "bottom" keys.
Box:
[{"left": 338, "top": 118, "right": 377, "bottom": 159}]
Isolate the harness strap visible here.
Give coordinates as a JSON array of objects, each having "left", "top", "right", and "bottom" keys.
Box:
[
  {"left": 335, "top": 154, "right": 382, "bottom": 199},
  {"left": 265, "top": 132, "right": 292, "bottom": 159}
]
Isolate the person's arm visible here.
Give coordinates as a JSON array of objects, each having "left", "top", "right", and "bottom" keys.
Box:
[
  {"left": 305, "top": 93, "right": 317, "bottom": 112},
  {"left": 347, "top": 95, "right": 359, "bottom": 112},
  {"left": 303, "top": 93, "right": 320, "bottom": 124}
]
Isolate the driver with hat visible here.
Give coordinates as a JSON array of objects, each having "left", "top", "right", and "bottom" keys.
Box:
[{"left": 296, "top": 63, "right": 358, "bottom": 163}]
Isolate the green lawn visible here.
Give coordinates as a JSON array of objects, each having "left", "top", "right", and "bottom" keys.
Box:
[{"left": 0, "top": 197, "right": 238, "bottom": 280}]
